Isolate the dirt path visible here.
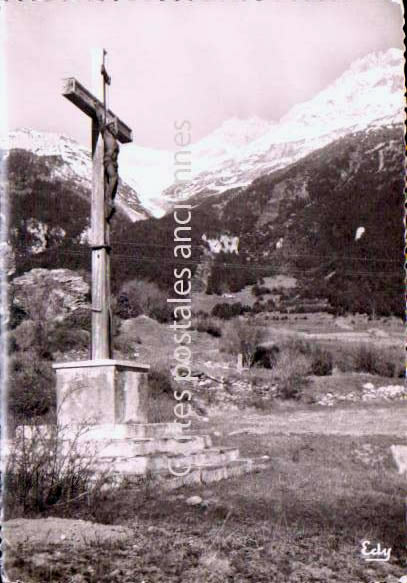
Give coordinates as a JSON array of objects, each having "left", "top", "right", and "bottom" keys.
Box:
[{"left": 224, "top": 405, "right": 407, "bottom": 437}]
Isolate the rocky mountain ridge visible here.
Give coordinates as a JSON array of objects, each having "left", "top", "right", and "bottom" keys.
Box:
[{"left": 0, "top": 129, "right": 150, "bottom": 222}]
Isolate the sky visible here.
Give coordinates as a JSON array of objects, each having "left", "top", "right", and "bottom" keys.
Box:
[{"left": 1, "top": 0, "right": 404, "bottom": 150}]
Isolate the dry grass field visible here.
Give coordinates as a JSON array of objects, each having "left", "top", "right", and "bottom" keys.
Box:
[
  {"left": 3, "top": 415, "right": 406, "bottom": 582},
  {"left": 4, "top": 306, "right": 405, "bottom": 583}
]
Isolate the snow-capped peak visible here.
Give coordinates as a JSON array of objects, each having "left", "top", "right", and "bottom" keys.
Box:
[
  {"left": 160, "top": 48, "right": 404, "bottom": 207},
  {"left": 280, "top": 48, "right": 404, "bottom": 136}
]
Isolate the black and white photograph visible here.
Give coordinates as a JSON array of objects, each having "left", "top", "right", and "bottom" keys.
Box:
[{"left": 0, "top": 1, "right": 405, "bottom": 581}]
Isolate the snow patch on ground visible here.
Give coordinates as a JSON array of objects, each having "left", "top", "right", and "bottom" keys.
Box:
[{"left": 355, "top": 226, "right": 365, "bottom": 241}]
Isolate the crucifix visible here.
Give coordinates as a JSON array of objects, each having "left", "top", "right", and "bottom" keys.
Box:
[{"left": 62, "top": 51, "right": 132, "bottom": 360}]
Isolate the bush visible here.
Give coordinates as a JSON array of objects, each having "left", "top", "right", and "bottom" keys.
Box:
[
  {"left": 332, "top": 343, "right": 403, "bottom": 378},
  {"left": 223, "top": 320, "right": 264, "bottom": 367},
  {"left": 117, "top": 279, "right": 172, "bottom": 323},
  {"left": 12, "top": 319, "right": 52, "bottom": 359},
  {"left": 148, "top": 366, "right": 174, "bottom": 397},
  {"left": 252, "top": 298, "right": 277, "bottom": 314},
  {"left": 9, "top": 303, "right": 28, "bottom": 330},
  {"left": 64, "top": 308, "right": 92, "bottom": 333},
  {"left": 49, "top": 325, "right": 90, "bottom": 353},
  {"left": 112, "top": 333, "right": 141, "bottom": 357},
  {"left": 252, "top": 284, "right": 271, "bottom": 297},
  {"left": 191, "top": 315, "right": 222, "bottom": 337},
  {"left": 253, "top": 345, "right": 280, "bottom": 369},
  {"left": 276, "top": 376, "right": 306, "bottom": 400},
  {"left": 352, "top": 344, "right": 399, "bottom": 377},
  {"left": 211, "top": 302, "right": 250, "bottom": 320},
  {"left": 8, "top": 353, "right": 56, "bottom": 428},
  {"left": 116, "top": 293, "right": 142, "bottom": 320},
  {"left": 271, "top": 340, "right": 312, "bottom": 400},
  {"left": 310, "top": 348, "right": 333, "bottom": 376}
]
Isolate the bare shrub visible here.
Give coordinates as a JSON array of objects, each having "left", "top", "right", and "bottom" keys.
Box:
[
  {"left": 4, "top": 423, "right": 109, "bottom": 518},
  {"left": 353, "top": 344, "right": 397, "bottom": 377},
  {"left": 117, "top": 279, "right": 172, "bottom": 323},
  {"left": 336, "top": 343, "right": 403, "bottom": 377},
  {"left": 268, "top": 340, "right": 312, "bottom": 399},
  {"left": 222, "top": 319, "right": 264, "bottom": 367}
]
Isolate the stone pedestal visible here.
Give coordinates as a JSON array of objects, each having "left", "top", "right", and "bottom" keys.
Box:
[
  {"left": 52, "top": 360, "right": 150, "bottom": 426},
  {"left": 47, "top": 360, "right": 263, "bottom": 487}
]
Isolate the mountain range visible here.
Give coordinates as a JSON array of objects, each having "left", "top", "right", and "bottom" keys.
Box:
[
  {"left": 2, "top": 48, "right": 403, "bottom": 219},
  {"left": 1, "top": 47, "right": 404, "bottom": 316}
]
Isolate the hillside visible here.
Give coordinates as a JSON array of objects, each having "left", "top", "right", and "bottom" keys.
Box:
[
  {"left": 182, "top": 124, "right": 405, "bottom": 315},
  {"left": 3, "top": 147, "right": 150, "bottom": 291},
  {"left": 1, "top": 129, "right": 149, "bottom": 222}
]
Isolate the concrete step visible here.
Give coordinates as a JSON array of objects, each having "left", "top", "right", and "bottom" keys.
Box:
[
  {"left": 77, "top": 423, "right": 184, "bottom": 440},
  {"left": 14, "top": 423, "right": 184, "bottom": 442},
  {"left": 94, "top": 447, "right": 240, "bottom": 474},
  {"left": 159, "top": 456, "right": 271, "bottom": 488},
  {"left": 91, "top": 435, "right": 212, "bottom": 458},
  {"left": 157, "top": 459, "right": 254, "bottom": 488},
  {"left": 99, "top": 459, "right": 254, "bottom": 488}
]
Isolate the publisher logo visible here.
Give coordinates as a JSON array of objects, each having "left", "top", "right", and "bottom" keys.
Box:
[{"left": 361, "top": 540, "right": 391, "bottom": 563}]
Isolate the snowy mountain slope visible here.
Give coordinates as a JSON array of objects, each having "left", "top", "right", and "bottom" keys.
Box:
[
  {"left": 160, "top": 48, "right": 404, "bottom": 208},
  {"left": 0, "top": 129, "right": 150, "bottom": 222},
  {"left": 118, "top": 116, "right": 273, "bottom": 216},
  {"left": 119, "top": 48, "right": 404, "bottom": 214}
]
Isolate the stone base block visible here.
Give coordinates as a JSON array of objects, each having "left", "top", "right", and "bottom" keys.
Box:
[
  {"left": 65, "top": 422, "right": 184, "bottom": 441},
  {"left": 52, "top": 360, "right": 150, "bottom": 426}
]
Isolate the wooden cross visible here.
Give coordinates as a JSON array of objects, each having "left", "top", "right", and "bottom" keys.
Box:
[{"left": 62, "top": 53, "right": 132, "bottom": 360}]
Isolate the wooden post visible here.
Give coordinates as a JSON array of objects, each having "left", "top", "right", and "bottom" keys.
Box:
[{"left": 91, "top": 118, "right": 111, "bottom": 359}]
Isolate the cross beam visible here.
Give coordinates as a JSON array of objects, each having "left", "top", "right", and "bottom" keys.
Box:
[
  {"left": 62, "top": 78, "right": 133, "bottom": 144},
  {"left": 62, "top": 70, "right": 133, "bottom": 360}
]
